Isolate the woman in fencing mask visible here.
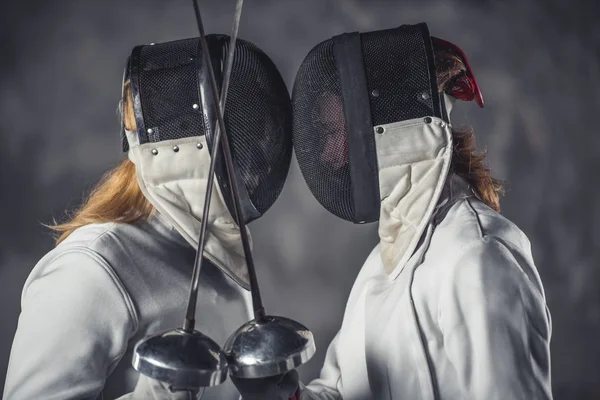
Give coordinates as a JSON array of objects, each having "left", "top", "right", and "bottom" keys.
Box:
[
  {"left": 3, "top": 35, "right": 293, "bottom": 400},
  {"left": 236, "top": 23, "right": 553, "bottom": 400}
]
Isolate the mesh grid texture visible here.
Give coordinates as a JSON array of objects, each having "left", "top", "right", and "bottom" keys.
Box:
[
  {"left": 292, "top": 25, "right": 435, "bottom": 222},
  {"left": 292, "top": 39, "right": 355, "bottom": 221},
  {"left": 139, "top": 39, "right": 204, "bottom": 142},
  {"left": 221, "top": 35, "right": 292, "bottom": 216},
  {"left": 362, "top": 25, "right": 435, "bottom": 126},
  {"left": 133, "top": 35, "right": 292, "bottom": 219}
]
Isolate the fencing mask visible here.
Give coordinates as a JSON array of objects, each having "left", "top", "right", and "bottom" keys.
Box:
[
  {"left": 122, "top": 35, "right": 292, "bottom": 288},
  {"left": 292, "top": 23, "right": 483, "bottom": 276}
]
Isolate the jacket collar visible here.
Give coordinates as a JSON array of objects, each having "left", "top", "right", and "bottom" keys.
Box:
[
  {"left": 432, "top": 173, "right": 475, "bottom": 226},
  {"left": 386, "top": 173, "right": 475, "bottom": 279}
]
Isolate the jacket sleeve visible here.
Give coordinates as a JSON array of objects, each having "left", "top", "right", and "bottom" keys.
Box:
[
  {"left": 439, "top": 237, "right": 553, "bottom": 400},
  {"left": 3, "top": 249, "right": 138, "bottom": 400},
  {"left": 297, "top": 331, "right": 343, "bottom": 400}
]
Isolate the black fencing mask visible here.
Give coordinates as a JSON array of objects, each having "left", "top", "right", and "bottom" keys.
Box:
[
  {"left": 292, "top": 23, "right": 446, "bottom": 224},
  {"left": 292, "top": 22, "right": 485, "bottom": 274},
  {"left": 123, "top": 35, "right": 292, "bottom": 224},
  {"left": 121, "top": 35, "right": 292, "bottom": 287}
]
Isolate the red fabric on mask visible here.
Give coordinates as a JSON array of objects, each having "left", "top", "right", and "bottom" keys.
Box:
[{"left": 431, "top": 37, "right": 484, "bottom": 108}]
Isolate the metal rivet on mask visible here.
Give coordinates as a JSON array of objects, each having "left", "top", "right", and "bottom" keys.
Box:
[
  {"left": 421, "top": 92, "right": 430, "bottom": 100},
  {"left": 376, "top": 126, "right": 384, "bottom": 134},
  {"left": 371, "top": 89, "right": 380, "bottom": 97},
  {"left": 196, "top": 143, "right": 203, "bottom": 149},
  {"left": 192, "top": 103, "right": 199, "bottom": 110},
  {"left": 440, "top": 122, "right": 446, "bottom": 128},
  {"left": 151, "top": 148, "right": 158, "bottom": 155},
  {"left": 424, "top": 117, "right": 432, "bottom": 124},
  {"left": 173, "top": 145, "right": 179, "bottom": 152},
  {"left": 147, "top": 128, "right": 154, "bottom": 134}
]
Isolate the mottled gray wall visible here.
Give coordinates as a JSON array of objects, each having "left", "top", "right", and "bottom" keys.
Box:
[{"left": 1, "top": 0, "right": 599, "bottom": 399}]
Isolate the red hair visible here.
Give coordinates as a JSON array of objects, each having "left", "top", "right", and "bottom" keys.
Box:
[
  {"left": 48, "top": 82, "right": 155, "bottom": 245},
  {"left": 433, "top": 42, "right": 504, "bottom": 212}
]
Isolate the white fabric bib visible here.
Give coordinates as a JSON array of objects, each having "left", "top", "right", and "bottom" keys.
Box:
[
  {"left": 375, "top": 94, "right": 456, "bottom": 277},
  {"left": 126, "top": 131, "right": 251, "bottom": 289}
]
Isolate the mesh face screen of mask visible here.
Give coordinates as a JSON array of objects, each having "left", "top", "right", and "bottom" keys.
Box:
[
  {"left": 134, "top": 35, "right": 292, "bottom": 219},
  {"left": 361, "top": 25, "right": 436, "bottom": 126},
  {"left": 221, "top": 37, "right": 292, "bottom": 216},
  {"left": 138, "top": 39, "right": 205, "bottom": 142},
  {"left": 292, "top": 25, "right": 436, "bottom": 222},
  {"left": 292, "top": 39, "right": 355, "bottom": 221}
]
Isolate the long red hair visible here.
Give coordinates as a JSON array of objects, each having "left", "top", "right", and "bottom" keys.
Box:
[
  {"left": 433, "top": 42, "right": 504, "bottom": 212},
  {"left": 48, "top": 82, "right": 154, "bottom": 245}
]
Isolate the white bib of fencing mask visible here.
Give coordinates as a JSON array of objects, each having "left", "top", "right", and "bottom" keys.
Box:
[
  {"left": 291, "top": 25, "right": 481, "bottom": 278},
  {"left": 376, "top": 94, "right": 456, "bottom": 278},
  {"left": 126, "top": 130, "right": 251, "bottom": 289}
]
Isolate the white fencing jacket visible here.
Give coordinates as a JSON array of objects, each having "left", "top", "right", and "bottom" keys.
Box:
[
  {"left": 300, "top": 175, "right": 553, "bottom": 400},
  {"left": 3, "top": 212, "right": 252, "bottom": 400}
]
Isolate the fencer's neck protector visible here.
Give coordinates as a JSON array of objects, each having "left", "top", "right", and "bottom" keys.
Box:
[
  {"left": 122, "top": 35, "right": 292, "bottom": 224},
  {"left": 292, "top": 23, "right": 445, "bottom": 224}
]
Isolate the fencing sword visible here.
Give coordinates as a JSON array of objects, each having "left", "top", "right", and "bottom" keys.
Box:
[
  {"left": 133, "top": 0, "right": 315, "bottom": 391},
  {"left": 188, "top": 0, "right": 316, "bottom": 380},
  {"left": 131, "top": 0, "right": 245, "bottom": 393}
]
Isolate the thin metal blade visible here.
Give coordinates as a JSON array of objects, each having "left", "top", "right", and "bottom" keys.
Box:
[{"left": 183, "top": 0, "right": 261, "bottom": 332}]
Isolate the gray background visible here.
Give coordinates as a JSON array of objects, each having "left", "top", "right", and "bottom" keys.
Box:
[{"left": 1, "top": 0, "right": 599, "bottom": 398}]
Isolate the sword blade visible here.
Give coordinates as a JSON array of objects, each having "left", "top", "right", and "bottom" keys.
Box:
[{"left": 183, "top": 0, "right": 265, "bottom": 332}]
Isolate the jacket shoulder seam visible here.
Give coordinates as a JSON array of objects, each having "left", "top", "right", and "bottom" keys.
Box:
[
  {"left": 74, "top": 247, "right": 140, "bottom": 336},
  {"left": 62, "top": 222, "right": 118, "bottom": 248},
  {"left": 29, "top": 246, "right": 140, "bottom": 336},
  {"left": 463, "top": 197, "right": 484, "bottom": 238}
]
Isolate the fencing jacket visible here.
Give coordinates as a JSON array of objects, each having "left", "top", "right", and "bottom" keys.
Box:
[
  {"left": 299, "top": 175, "right": 553, "bottom": 400},
  {"left": 3, "top": 212, "right": 252, "bottom": 400}
]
